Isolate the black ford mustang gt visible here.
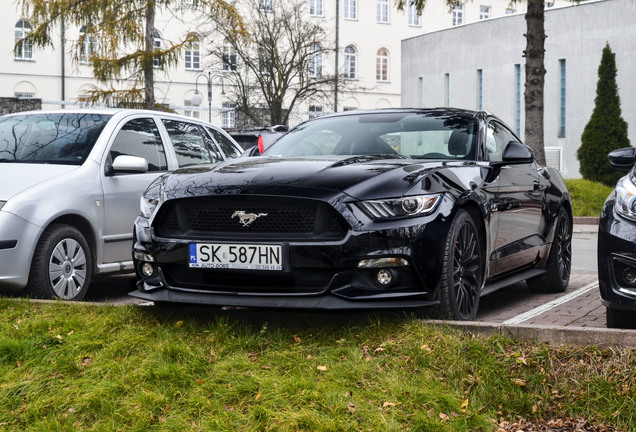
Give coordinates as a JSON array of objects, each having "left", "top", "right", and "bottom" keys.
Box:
[{"left": 131, "top": 108, "right": 572, "bottom": 320}]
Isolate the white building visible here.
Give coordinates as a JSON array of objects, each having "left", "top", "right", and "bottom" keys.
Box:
[
  {"left": 401, "top": 0, "right": 636, "bottom": 179},
  {"left": 2, "top": 0, "right": 567, "bottom": 128}
]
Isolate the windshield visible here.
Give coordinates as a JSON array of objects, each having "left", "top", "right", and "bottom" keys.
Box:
[
  {"left": 0, "top": 113, "right": 111, "bottom": 165},
  {"left": 264, "top": 111, "right": 479, "bottom": 160}
]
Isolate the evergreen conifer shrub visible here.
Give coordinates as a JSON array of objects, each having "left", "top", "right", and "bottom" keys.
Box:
[{"left": 577, "top": 43, "right": 630, "bottom": 186}]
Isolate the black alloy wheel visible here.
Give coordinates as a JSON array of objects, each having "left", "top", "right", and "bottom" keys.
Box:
[
  {"left": 527, "top": 207, "right": 571, "bottom": 293},
  {"left": 435, "top": 210, "right": 483, "bottom": 321}
]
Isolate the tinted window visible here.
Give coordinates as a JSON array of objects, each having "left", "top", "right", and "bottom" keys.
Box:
[
  {"left": 110, "top": 118, "right": 167, "bottom": 171},
  {"left": 207, "top": 127, "right": 242, "bottom": 159},
  {"left": 162, "top": 120, "right": 222, "bottom": 166},
  {"left": 486, "top": 121, "right": 519, "bottom": 162},
  {"left": 0, "top": 113, "right": 111, "bottom": 165}
]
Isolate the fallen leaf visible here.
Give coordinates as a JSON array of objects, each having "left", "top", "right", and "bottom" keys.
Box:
[
  {"left": 374, "top": 347, "right": 385, "bottom": 353},
  {"left": 175, "top": 321, "right": 184, "bottom": 328},
  {"left": 80, "top": 357, "right": 92, "bottom": 366},
  {"left": 196, "top": 379, "right": 205, "bottom": 385},
  {"left": 461, "top": 399, "right": 469, "bottom": 408},
  {"left": 439, "top": 413, "right": 449, "bottom": 421},
  {"left": 383, "top": 401, "right": 397, "bottom": 407},
  {"left": 317, "top": 365, "right": 327, "bottom": 371},
  {"left": 255, "top": 393, "right": 261, "bottom": 400},
  {"left": 294, "top": 335, "right": 302, "bottom": 343},
  {"left": 347, "top": 402, "right": 356, "bottom": 412}
]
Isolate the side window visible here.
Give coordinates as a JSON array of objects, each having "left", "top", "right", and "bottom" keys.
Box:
[
  {"left": 110, "top": 118, "right": 167, "bottom": 171},
  {"left": 486, "top": 121, "right": 518, "bottom": 162},
  {"left": 207, "top": 127, "right": 243, "bottom": 159},
  {"left": 162, "top": 120, "right": 223, "bottom": 166}
]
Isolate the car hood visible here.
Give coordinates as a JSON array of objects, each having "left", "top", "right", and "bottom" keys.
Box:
[
  {"left": 161, "top": 156, "right": 473, "bottom": 201},
  {"left": 0, "top": 163, "right": 80, "bottom": 201}
]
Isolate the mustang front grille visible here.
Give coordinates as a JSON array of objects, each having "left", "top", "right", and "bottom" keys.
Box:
[{"left": 153, "top": 196, "right": 349, "bottom": 241}]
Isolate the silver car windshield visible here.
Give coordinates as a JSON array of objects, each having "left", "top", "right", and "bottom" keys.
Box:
[
  {"left": 264, "top": 111, "right": 478, "bottom": 160},
  {"left": 0, "top": 113, "right": 112, "bottom": 165}
]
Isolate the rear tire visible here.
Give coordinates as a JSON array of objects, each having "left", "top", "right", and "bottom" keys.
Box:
[
  {"left": 606, "top": 308, "right": 636, "bottom": 329},
  {"left": 25, "top": 224, "right": 92, "bottom": 301},
  {"left": 432, "top": 210, "right": 483, "bottom": 321},
  {"left": 527, "top": 207, "right": 571, "bottom": 293}
]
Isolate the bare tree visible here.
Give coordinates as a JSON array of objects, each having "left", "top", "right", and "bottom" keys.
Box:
[
  {"left": 204, "top": 0, "right": 344, "bottom": 127},
  {"left": 16, "top": 0, "right": 242, "bottom": 110}
]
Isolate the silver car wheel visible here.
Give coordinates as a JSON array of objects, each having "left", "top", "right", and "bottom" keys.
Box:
[{"left": 48, "top": 238, "right": 88, "bottom": 300}]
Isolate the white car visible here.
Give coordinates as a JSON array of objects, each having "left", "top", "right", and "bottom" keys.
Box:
[{"left": 0, "top": 108, "right": 243, "bottom": 300}]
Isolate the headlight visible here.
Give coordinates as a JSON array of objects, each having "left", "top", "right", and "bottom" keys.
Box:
[
  {"left": 615, "top": 176, "right": 636, "bottom": 221},
  {"left": 356, "top": 194, "right": 442, "bottom": 220},
  {"left": 140, "top": 196, "right": 159, "bottom": 219},
  {"left": 0, "top": 201, "right": 5, "bottom": 212}
]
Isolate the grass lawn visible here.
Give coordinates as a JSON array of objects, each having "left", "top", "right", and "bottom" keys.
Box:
[{"left": 1, "top": 300, "right": 634, "bottom": 431}]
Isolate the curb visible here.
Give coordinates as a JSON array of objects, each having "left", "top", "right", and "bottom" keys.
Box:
[
  {"left": 426, "top": 320, "right": 636, "bottom": 348},
  {"left": 573, "top": 216, "right": 599, "bottom": 225}
]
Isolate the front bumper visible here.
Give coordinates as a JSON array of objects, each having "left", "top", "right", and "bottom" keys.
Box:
[
  {"left": 598, "top": 197, "right": 636, "bottom": 313},
  {"left": 0, "top": 211, "right": 41, "bottom": 290},
  {"left": 131, "top": 205, "right": 453, "bottom": 309}
]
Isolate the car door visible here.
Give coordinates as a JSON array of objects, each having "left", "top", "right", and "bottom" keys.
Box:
[
  {"left": 100, "top": 116, "right": 171, "bottom": 265},
  {"left": 484, "top": 120, "right": 549, "bottom": 275}
]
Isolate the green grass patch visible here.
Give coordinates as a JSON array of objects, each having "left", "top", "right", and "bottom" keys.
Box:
[
  {"left": 0, "top": 300, "right": 634, "bottom": 431},
  {"left": 565, "top": 178, "right": 614, "bottom": 217}
]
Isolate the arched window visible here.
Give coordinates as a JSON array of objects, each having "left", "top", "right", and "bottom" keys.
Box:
[
  {"left": 78, "top": 26, "right": 93, "bottom": 64},
  {"left": 309, "top": 43, "right": 322, "bottom": 78},
  {"left": 344, "top": 45, "right": 357, "bottom": 79},
  {"left": 153, "top": 30, "right": 162, "bottom": 68},
  {"left": 185, "top": 34, "right": 200, "bottom": 70},
  {"left": 14, "top": 20, "right": 33, "bottom": 60},
  {"left": 376, "top": 48, "right": 389, "bottom": 82}
]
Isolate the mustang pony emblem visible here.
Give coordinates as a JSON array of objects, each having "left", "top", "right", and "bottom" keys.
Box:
[{"left": 232, "top": 210, "right": 268, "bottom": 227}]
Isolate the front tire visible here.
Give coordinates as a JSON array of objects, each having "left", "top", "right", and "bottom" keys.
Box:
[
  {"left": 26, "top": 224, "right": 92, "bottom": 301},
  {"left": 527, "top": 207, "right": 571, "bottom": 293},
  {"left": 433, "top": 210, "right": 483, "bottom": 321}
]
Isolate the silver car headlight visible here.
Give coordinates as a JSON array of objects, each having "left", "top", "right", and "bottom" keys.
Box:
[
  {"left": 615, "top": 176, "right": 636, "bottom": 221},
  {"left": 357, "top": 194, "right": 442, "bottom": 220},
  {"left": 140, "top": 196, "right": 159, "bottom": 219}
]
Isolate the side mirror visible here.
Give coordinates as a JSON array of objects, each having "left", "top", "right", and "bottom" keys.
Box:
[
  {"left": 105, "top": 155, "right": 148, "bottom": 176},
  {"left": 498, "top": 141, "right": 534, "bottom": 165},
  {"left": 608, "top": 147, "right": 636, "bottom": 171}
]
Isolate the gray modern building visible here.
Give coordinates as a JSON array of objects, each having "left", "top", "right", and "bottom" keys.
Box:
[{"left": 401, "top": 0, "right": 635, "bottom": 179}]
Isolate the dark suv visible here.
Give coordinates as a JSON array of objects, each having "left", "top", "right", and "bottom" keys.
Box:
[{"left": 230, "top": 125, "right": 288, "bottom": 153}]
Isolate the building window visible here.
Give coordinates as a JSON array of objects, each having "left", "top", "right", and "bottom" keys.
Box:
[
  {"left": 223, "top": 40, "right": 238, "bottom": 72},
  {"left": 153, "top": 30, "right": 162, "bottom": 68},
  {"left": 259, "top": 0, "right": 273, "bottom": 11},
  {"left": 444, "top": 73, "right": 450, "bottom": 107},
  {"left": 377, "top": 0, "right": 389, "bottom": 23},
  {"left": 376, "top": 48, "right": 389, "bottom": 82},
  {"left": 185, "top": 35, "right": 200, "bottom": 70},
  {"left": 184, "top": 100, "right": 200, "bottom": 119},
  {"left": 452, "top": 4, "right": 463, "bottom": 26},
  {"left": 78, "top": 26, "right": 93, "bottom": 64},
  {"left": 479, "top": 5, "right": 491, "bottom": 20},
  {"left": 309, "top": 43, "right": 322, "bottom": 78},
  {"left": 344, "top": 0, "right": 357, "bottom": 19},
  {"left": 477, "top": 69, "right": 483, "bottom": 110},
  {"left": 15, "top": 92, "right": 34, "bottom": 99},
  {"left": 222, "top": 102, "right": 237, "bottom": 128},
  {"left": 505, "top": 7, "right": 516, "bottom": 14},
  {"left": 309, "top": 105, "right": 323, "bottom": 119},
  {"left": 408, "top": 2, "right": 421, "bottom": 26},
  {"left": 310, "top": 0, "right": 323, "bottom": 16},
  {"left": 559, "top": 59, "right": 566, "bottom": 137},
  {"left": 344, "top": 45, "right": 357, "bottom": 79},
  {"left": 343, "top": 106, "right": 357, "bottom": 111},
  {"left": 14, "top": 20, "right": 33, "bottom": 60},
  {"left": 515, "top": 64, "right": 521, "bottom": 136}
]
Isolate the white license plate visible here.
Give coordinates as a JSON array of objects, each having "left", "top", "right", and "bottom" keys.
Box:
[{"left": 189, "top": 243, "right": 283, "bottom": 270}]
